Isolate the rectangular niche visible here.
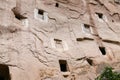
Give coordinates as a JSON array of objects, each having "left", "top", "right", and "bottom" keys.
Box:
[
  {"left": 0, "top": 64, "right": 11, "bottom": 80},
  {"left": 34, "top": 9, "right": 48, "bottom": 22},
  {"left": 54, "top": 39, "right": 63, "bottom": 51},
  {"left": 99, "top": 46, "right": 106, "bottom": 55},
  {"left": 82, "top": 24, "right": 91, "bottom": 34},
  {"left": 59, "top": 60, "right": 69, "bottom": 72}
]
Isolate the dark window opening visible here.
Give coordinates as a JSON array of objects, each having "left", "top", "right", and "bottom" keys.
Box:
[
  {"left": 54, "top": 39, "right": 62, "bottom": 44},
  {"left": 86, "top": 58, "right": 93, "bottom": 66},
  {"left": 12, "top": 7, "right": 27, "bottom": 20},
  {"left": 96, "top": 13, "right": 103, "bottom": 19},
  {"left": 84, "top": 24, "right": 90, "bottom": 29},
  {"left": 55, "top": 3, "right": 59, "bottom": 7},
  {"left": 83, "top": 24, "right": 91, "bottom": 33},
  {"left": 59, "top": 60, "right": 69, "bottom": 72},
  {"left": 76, "top": 38, "right": 82, "bottom": 41},
  {"left": 38, "top": 9, "right": 44, "bottom": 15},
  {"left": 0, "top": 76, "right": 4, "bottom": 80},
  {"left": 15, "top": 14, "right": 27, "bottom": 20},
  {"left": 0, "top": 64, "right": 11, "bottom": 80},
  {"left": 99, "top": 47, "right": 106, "bottom": 55}
]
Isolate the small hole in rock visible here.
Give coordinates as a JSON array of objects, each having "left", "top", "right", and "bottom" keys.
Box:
[
  {"left": 38, "top": 9, "right": 44, "bottom": 15},
  {"left": 96, "top": 13, "right": 103, "bottom": 19},
  {"left": 99, "top": 47, "right": 106, "bottom": 55},
  {"left": 55, "top": 3, "right": 59, "bottom": 7},
  {"left": 86, "top": 58, "right": 93, "bottom": 66}
]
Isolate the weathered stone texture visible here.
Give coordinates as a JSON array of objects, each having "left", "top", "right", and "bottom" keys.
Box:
[{"left": 0, "top": 0, "right": 120, "bottom": 80}]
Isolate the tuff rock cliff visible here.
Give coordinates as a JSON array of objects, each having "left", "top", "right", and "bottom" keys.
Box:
[{"left": 0, "top": 0, "right": 120, "bottom": 80}]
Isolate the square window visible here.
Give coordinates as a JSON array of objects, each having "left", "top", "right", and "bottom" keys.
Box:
[
  {"left": 83, "top": 24, "right": 91, "bottom": 33},
  {"left": 34, "top": 9, "right": 48, "bottom": 22},
  {"left": 59, "top": 60, "right": 69, "bottom": 72},
  {"left": 55, "top": 3, "right": 59, "bottom": 7},
  {"left": 38, "top": 9, "right": 44, "bottom": 15}
]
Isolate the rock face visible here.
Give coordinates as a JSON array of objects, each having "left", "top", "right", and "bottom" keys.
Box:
[{"left": 0, "top": 0, "right": 120, "bottom": 80}]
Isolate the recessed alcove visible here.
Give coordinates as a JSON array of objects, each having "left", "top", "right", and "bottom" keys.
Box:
[
  {"left": 59, "top": 60, "right": 69, "bottom": 72},
  {"left": 34, "top": 8, "right": 48, "bottom": 22},
  {"left": 54, "top": 39, "right": 63, "bottom": 50},
  {"left": 0, "top": 64, "right": 11, "bottom": 80},
  {"left": 99, "top": 47, "right": 106, "bottom": 55},
  {"left": 55, "top": 3, "right": 59, "bottom": 7}
]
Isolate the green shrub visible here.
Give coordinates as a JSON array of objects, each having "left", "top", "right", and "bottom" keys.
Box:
[{"left": 95, "top": 67, "right": 120, "bottom": 80}]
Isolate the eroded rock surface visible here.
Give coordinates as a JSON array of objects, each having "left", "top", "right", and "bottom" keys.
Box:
[{"left": 0, "top": 0, "right": 120, "bottom": 80}]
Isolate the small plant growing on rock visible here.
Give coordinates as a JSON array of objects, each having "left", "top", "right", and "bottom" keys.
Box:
[{"left": 95, "top": 67, "right": 120, "bottom": 80}]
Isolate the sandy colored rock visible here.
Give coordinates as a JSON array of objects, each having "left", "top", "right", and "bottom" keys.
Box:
[{"left": 0, "top": 0, "right": 120, "bottom": 80}]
